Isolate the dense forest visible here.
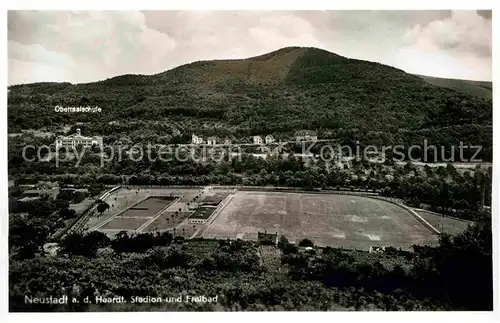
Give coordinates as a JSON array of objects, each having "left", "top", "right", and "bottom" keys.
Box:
[{"left": 7, "top": 47, "right": 493, "bottom": 160}]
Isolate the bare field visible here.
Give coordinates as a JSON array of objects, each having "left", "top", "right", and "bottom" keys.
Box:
[{"left": 201, "top": 191, "right": 439, "bottom": 250}]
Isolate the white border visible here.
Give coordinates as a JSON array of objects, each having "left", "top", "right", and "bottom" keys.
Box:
[{"left": 1, "top": 1, "right": 498, "bottom": 323}]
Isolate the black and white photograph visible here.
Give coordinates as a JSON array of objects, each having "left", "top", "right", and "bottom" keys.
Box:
[{"left": 3, "top": 3, "right": 498, "bottom": 317}]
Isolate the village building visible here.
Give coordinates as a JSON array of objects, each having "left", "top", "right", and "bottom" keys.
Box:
[
  {"left": 188, "top": 207, "right": 216, "bottom": 224},
  {"left": 207, "top": 136, "right": 217, "bottom": 145},
  {"left": 295, "top": 130, "right": 318, "bottom": 143},
  {"left": 257, "top": 231, "right": 279, "bottom": 245},
  {"left": 188, "top": 193, "right": 229, "bottom": 224},
  {"left": 265, "top": 135, "right": 275, "bottom": 144},
  {"left": 253, "top": 136, "right": 263, "bottom": 145},
  {"left": 191, "top": 134, "right": 203, "bottom": 144},
  {"left": 55, "top": 128, "right": 103, "bottom": 150},
  {"left": 369, "top": 245, "right": 386, "bottom": 253}
]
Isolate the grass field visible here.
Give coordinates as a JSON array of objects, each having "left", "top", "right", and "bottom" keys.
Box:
[
  {"left": 415, "top": 210, "right": 472, "bottom": 235},
  {"left": 201, "top": 191, "right": 439, "bottom": 250}
]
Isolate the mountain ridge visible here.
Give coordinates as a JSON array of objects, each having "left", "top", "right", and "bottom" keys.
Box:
[
  {"left": 414, "top": 74, "right": 492, "bottom": 100},
  {"left": 7, "top": 46, "right": 492, "bottom": 160},
  {"left": 8, "top": 46, "right": 491, "bottom": 92}
]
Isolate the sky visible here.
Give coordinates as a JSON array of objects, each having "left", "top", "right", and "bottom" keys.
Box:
[{"left": 7, "top": 10, "right": 493, "bottom": 85}]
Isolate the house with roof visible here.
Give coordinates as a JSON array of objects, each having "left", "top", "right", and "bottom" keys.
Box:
[
  {"left": 257, "top": 231, "right": 278, "bottom": 245},
  {"left": 253, "top": 136, "right": 263, "bottom": 145},
  {"left": 188, "top": 207, "right": 217, "bottom": 224},
  {"left": 192, "top": 134, "right": 203, "bottom": 144},
  {"left": 295, "top": 130, "right": 318, "bottom": 143},
  {"left": 207, "top": 136, "right": 217, "bottom": 145},
  {"left": 265, "top": 135, "right": 275, "bottom": 144}
]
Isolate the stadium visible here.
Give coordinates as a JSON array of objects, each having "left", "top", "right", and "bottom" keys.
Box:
[{"left": 82, "top": 186, "right": 460, "bottom": 250}]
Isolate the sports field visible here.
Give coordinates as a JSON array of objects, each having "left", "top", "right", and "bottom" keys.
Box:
[
  {"left": 88, "top": 187, "right": 213, "bottom": 237},
  {"left": 201, "top": 191, "right": 439, "bottom": 250}
]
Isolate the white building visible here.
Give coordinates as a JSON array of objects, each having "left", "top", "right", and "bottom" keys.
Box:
[
  {"left": 207, "top": 136, "right": 217, "bottom": 145},
  {"left": 188, "top": 206, "right": 217, "bottom": 224},
  {"left": 369, "top": 245, "right": 386, "bottom": 253},
  {"left": 192, "top": 134, "right": 203, "bottom": 144},
  {"left": 253, "top": 136, "right": 263, "bottom": 145},
  {"left": 265, "top": 135, "right": 275, "bottom": 144},
  {"left": 295, "top": 130, "right": 318, "bottom": 143},
  {"left": 55, "top": 129, "right": 102, "bottom": 150}
]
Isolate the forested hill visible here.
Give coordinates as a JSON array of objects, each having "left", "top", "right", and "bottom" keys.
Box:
[
  {"left": 414, "top": 74, "right": 492, "bottom": 100},
  {"left": 7, "top": 46, "right": 492, "bottom": 160}
]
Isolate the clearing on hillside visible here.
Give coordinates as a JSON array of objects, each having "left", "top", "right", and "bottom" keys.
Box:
[{"left": 201, "top": 191, "right": 439, "bottom": 250}]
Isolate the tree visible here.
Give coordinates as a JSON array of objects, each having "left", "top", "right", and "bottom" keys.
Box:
[
  {"left": 278, "top": 235, "right": 289, "bottom": 249},
  {"left": 298, "top": 238, "right": 314, "bottom": 248},
  {"left": 88, "top": 183, "right": 103, "bottom": 199},
  {"left": 60, "top": 231, "right": 109, "bottom": 257},
  {"left": 86, "top": 230, "right": 111, "bottom": 249},
  {"left": 97, "top": 201, "right": 110, "bottom": 217},
  {"left": 439, "top": 182, "right": 450, "bottom": 214},
  {"left": 59, "top": 207, "right": 76, "bottom": 219},
  {"left": 411, "top": 214, "right": 492, "bottom": 310},
  {"left": 144, "top": 245, "right": 188, "bottom": 269},
  {"left": 9, "top": 215, "right": 53, "bottom": 259},
  {"left": 57, "top": 189, "right": 75, "bottom": 202}
]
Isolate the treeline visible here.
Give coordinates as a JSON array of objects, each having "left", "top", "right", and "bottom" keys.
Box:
[
  {"left": 11, "top": 151, "right": 492, "bottom": 220},
  {"left": 381, "top": 163, "right": 492, "bottom": 219},
  {"left": 59, "top": 231, "right": 261, "bottom": 273}
]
